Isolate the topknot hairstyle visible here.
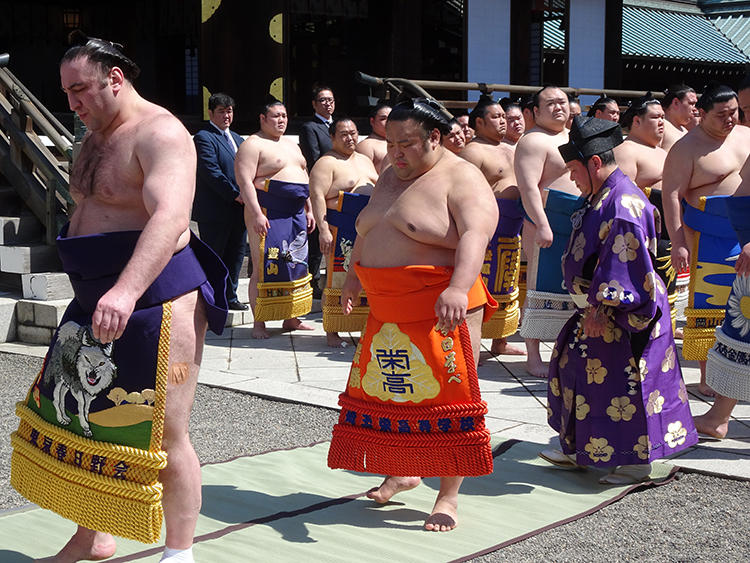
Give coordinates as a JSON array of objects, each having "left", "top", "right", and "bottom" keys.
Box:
[
  {"left": 388, "top": 97, "right": 451, "bottom": 137},
  {"left": 62, "top": 30, "right": 140, "bottom": 82},
  {"left": 662, "top": 84, "right": 695, "bottom": 109},
  {"left": 586, "top": 96, "right": 618, "bottom": 117},
  {"left": 696, "top": 83, "right": 737, "bottom": 112},
  {"left": 619, "top": 92, "right": 661, "bottom": 129},
  {"left": 468, "top": 94, "right": 499, "bottom": 129}
]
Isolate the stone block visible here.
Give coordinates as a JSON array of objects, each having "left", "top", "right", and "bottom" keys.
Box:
[
  {"left": 22, "top": 272, "right": 73, "bottom": 300},
  {"left": 15, "top": 300, "right": 35, "bottom": 324},
  {"left": 17, "top": 324, "right": 54, "bottom": 345},
  {"left": 0, "top": 244, "right": 60, "bottom": 274},
  {"left": 0, "top": 295, "right": 17, "bottom": 342},
  {"left": 33, "top": 299, "right": 70, "bottom": 328},
  {"left": 0, "top": 215, "right": 44, "bottom": 245}
]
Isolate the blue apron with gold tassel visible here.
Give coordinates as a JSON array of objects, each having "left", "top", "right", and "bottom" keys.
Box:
[{"left": 255, "top": 179, "right": 313, "bottom": 321}]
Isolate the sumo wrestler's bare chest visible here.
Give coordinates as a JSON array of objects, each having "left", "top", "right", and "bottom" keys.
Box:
[{"left": 70, "top": 136, "right": 140, "bottom": 203}]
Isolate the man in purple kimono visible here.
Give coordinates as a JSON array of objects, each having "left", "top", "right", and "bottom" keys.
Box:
[{"left": 539, "top": 116, "right": 697, "bottom": 484}]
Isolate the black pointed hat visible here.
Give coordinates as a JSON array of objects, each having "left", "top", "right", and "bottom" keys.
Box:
[{"left": 559, "top": 115, "right": 623, "bottom": 163}]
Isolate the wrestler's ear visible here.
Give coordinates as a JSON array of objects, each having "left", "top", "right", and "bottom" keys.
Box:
[
  {"left": 108, "top": 66, "right": 125, "bottom": 93},
  {"left": 429, "top": 127, "right": 441, "bottom": 146}
]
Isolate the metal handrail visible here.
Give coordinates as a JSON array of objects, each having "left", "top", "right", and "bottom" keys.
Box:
[{"left": 356, "top": 71, "right": 663, "bottom": 112}]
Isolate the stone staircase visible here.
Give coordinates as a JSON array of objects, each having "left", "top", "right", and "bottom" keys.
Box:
[
  {"left": 0, "top": 180, "right": 68, "bottom": 344},
  {"left": 0, "top": 181, "right": 256, "bottom": 346}
]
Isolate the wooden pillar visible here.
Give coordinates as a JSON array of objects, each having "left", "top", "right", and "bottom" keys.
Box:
[{"left": 604, "top": 0, "right": 623, "bottom": 89}]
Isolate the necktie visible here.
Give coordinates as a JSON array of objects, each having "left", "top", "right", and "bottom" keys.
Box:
[{"left": 225, "top": 130, "right": 237, "bottom": 154}]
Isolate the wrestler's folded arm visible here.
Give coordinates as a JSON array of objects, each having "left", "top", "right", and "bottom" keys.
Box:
[
  {"left": 96, "top": 118, "right": 196, "bottom": 342},
  {"left": 586, "top": 220, "right": 660, "bottom": 334},
  {"left": 194, "top": 132, "right": 240, "bottom": 202},
  {"left": 515, "top": 136, "right": 553, "bottom": 246},
  {"left": 662, "top": 143, "right": 691, "bottom": 270},
  {"left": 235, "top": 140, "right": 269, "bottom": 234}
]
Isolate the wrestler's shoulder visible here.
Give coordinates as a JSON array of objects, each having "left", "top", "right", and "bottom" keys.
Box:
[
  {"left": 729, "top": 124, "right": 750, "bottom": 142},
  {"left": 515, "top": 129, "right": 557, "bottom": 151},
  {"left": 667, "top": 130, "right": 697, "bottom": 155},
  {"left": 135, "top": 107, "right": 191, "bottom": 146},
  {"left": 357, "top": 136, "right": 379, "bottom": 147},
  {"left": 441, "top": 152, "right": 487, "bottom": 184}
]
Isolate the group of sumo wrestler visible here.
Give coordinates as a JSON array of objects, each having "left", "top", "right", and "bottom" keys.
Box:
[{"left": 8, "top": 34, "right": 750, "bottom": 562}]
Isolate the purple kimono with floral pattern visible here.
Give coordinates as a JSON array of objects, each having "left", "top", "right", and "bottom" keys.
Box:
[{"left": 547, "top": 169, "right": 697, "bottom": 467}]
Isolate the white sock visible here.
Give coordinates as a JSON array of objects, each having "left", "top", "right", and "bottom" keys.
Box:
[{"left": 160, "top": 546, "right": 194, "bottom": 563}]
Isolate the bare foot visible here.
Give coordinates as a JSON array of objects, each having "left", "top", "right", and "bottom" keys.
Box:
[
  {"left": 490, "top": 338, "right": 526, "bottom": 356},
  {"left": 38, "top": 527, "right": 116, "bottom": 562},
  {"left": 693, "top": 413, "right": 728, "bottom": 439},
  {"left": 252, "top": 321, "right": 269, "bottom": 339},
  {"left": 424, "top": 497, "right": 458, "bottom": 532},
  {"left": 526, "top": 357, "right": 548, "bottom": 378},
  {"left": 697, "top": 382, "right": 716, "bottom": 398},
  {"left": 326, "top": 332, "right": 348, "bottom": 348},
  {"left": 366, "top": 476, "right": 421, "bottom": 503},
  {"left": 282, "top": 318, "right": 315, "bottom": 331}
]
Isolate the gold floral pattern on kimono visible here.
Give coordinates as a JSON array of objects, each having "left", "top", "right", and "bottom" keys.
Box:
[
  {"left": 571, "top": 232, "right": 586, "bottom": 261},
  {"left": 646, "top": 389, "right": 665, "bottom": 415},
  {"left": 620, "top": 193, "right": 646, "bottom": 218},
  {"left": 634, "top": 435, "right": 651, "bottom": 460},
  {"left": 563, "top": 387, "right": 574, "bottom": 411},
  {"left": 585, "top": 437, "right": 614, "bottom": 463},
  {"left": 550, "top": 376, "right": 561, "bottom": 397},
  {"left": 596, "top": 279, "right": 635, "bottom": 307},
  {"left": 643, "top": 271, "right": 665, "bottom": 300},
  {"left": 661, "top": 346, "right": 675, "bottom": 372},
  {"left": 559, "top": 346, "right": 569, "bottom": 369},
  {"left": 644, "top": 235, "right": 658, "bottom": 256},
  {"left": 665, "top": 421, "right": 688, "bottom": 448},
  {"left": 612, "top": 232, "right": 640, "bottom": 263},
  {"left": 601, "top": 316, "right": 623, "bottom": 343},
  {"left": 599, "top": 219, "right": 613, "bottom": 240},
  {"left": 586, "top": 358, "right": 608, "bottom": 384},
  {"left": 678, "top": 379, "right": 688, "bottom": 404},
  {"left": 652, "top": 319, "right": 662, "bottom": 339},
  {"left": 362, "top": 323, "right": 440, "bottom": 403},
  {"left": 625, "top": 357, "right": 648, "bottom": 395},
  {"left": 607, "top": 396, "right": 637, "bottom": 422},
  {"left": 575, "top": 395, "right": 590, "bottom": 420},
  {"left": 593, "top": 187, "right": 611, "bottom": 210},
  {"left": 628, "top": 312, "right": 652, "bottom": 331}
]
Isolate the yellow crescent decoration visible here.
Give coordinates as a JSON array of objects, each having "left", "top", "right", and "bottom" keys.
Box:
[
  {"left": 270, "top": 77, "right": 283, "bottom": 102},
  {"left": 269, "top": 13, "right": 283, "bottom": 43},
  {"left": 202, "top": 86, "right": 212, "bottom": 121},
  {"left": 201, "top": 0, "right": 221, "bottom": 24}
]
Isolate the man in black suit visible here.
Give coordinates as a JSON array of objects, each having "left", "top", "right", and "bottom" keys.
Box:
[
  {"left": 193, "top": 92, "right": 248, "bottom": 310},
  {"left": 299, "top": 86, "right": 336, "bottom": 299}
]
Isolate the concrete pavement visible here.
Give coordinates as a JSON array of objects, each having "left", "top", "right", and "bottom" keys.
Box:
[{"left": 2, "top": 310, "right": 749, "bottom": 479}]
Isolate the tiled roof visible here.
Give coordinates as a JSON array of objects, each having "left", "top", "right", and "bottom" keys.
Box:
[{"left": 544, "top": 5, "right": 748, "bottom": 64}]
